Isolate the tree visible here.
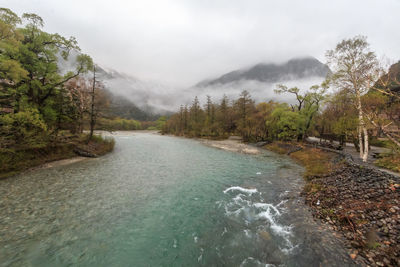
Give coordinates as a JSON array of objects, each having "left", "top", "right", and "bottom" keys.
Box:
[
  {"left": 251, "top": 101, "right": 279, "bottom": 141},
  {"left": 0, "top": 10, "right": 93, "bottom": 129},
  {"left": 64, "top": 77, "right": 91, "bottom": 133},
  {"left": 367, "top": 62, "right": 400, "bottom": 148},
  {"left": 89, "top": 65, "right": 97, "bottom": 139},
  {"left": 363, "top": 90, "right": 400, "bottom": 148},
  {"left": 0, "top": 9, "right": 97, "bottom": 148},
  {"left": 326, "top": 36, "right": 379, "bottom": 162},
  {"left": 189, "top": 96, "right": 203, "bottom": 136},
  {"left": 88, "top": 65, "right": 109, "bottom": 139},
  {"left": 372, "top": 61, "right": 400, "bottom": 100},
  {"left": 275, "top": 84, "right": 327, "bottom": 141},
  {"left": 266, "top": 103, "right": 302, "bottom": 141},
  {"left": 317, "top": 90, "right": 358, "bottom": 147},
  {"left": 216, "top": 94, "right": 232, "bottom": 135},
  {"left": 203, "top": 95, "right": 214, "bottom": 136},
  {"left": 156, "top": 116, "right": 167, "bottom": 130},
  {"left": 234, "top": 90, "right": 255, "bottom": 140}
]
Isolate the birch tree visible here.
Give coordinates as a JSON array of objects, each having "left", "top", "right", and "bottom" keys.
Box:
[{"left": 326, "top": 36, "right": 379, "bottom": 162}]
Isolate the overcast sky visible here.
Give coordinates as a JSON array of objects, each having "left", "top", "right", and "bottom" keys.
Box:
[{"left": 3, "top": 0, "right": 400, "bottom": 87}]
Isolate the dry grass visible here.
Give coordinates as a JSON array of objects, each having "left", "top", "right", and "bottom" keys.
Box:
[
  {"left": 264, "top": 142, "right": 340, "bottom": 180},
  {"left": 375, "top": 153, "right": 400, "bottom": 173},
  {"left": 0, "top": 144, "right": 77, "bottom": 179},
  {"left": 83, "top": 134, "right": 115, "bottom": 155},
  {"left": 264, "top": 141, "right": 297, "bottom": 154},
  {"left": 290, "top": 147, "right": 337, "bottom": 180}
]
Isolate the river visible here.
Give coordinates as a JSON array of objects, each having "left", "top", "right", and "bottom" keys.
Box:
[{"left": 0, "top": 132, "right": 356, "bottom": 266}]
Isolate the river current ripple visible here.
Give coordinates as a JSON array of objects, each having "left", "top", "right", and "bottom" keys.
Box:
[{"left": 0, "top": 133, "right": 356, "bottom": 266}]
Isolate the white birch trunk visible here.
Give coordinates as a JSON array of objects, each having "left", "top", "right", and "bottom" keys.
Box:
[
  {"left": 356, "top": 90, "right": 369, "bottom": 162},
  {"left": 362, "top": 125, "right": 369, "bottom": 162},
  {"left": 358, "top": 125, "right": 363, "bottom": 159}
]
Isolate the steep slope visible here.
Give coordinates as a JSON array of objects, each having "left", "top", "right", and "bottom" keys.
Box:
[{"left": 197, "top": 57, "right": 330, "bottom": 87}]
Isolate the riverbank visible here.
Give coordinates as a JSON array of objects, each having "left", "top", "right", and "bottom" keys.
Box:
[
  {"left": 0, "top": 134, "right": 115, "bottom": 179},
  {"left": 0, "top": 132, "right": 357, "bottom": 266},
  {"left": 200, "top": 137, "right": 261, "bottom": 155},
  {"left": 265, "top": 141, "right": 400, "bottom": 267}
]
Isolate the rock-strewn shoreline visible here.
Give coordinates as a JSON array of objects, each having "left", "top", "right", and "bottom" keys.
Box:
[
  {"left": 291, "top": 142, "right": 400, "bottom": 267},
  {"left": 258, "top": 141, "right": 399, "bottom": 266},
  {"left": 303, "top": 163, "right": 400, "bottom": 267}
]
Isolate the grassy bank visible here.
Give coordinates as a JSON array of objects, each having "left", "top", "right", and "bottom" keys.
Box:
[
  {"left": 0, "top": 134, "right": 115, "bottom": 179},
  {"left": 265, "top": 141, "right": 343, "bottom": 209},
  {"left": 265, "top": 141, "right": 340, "bottom": 179},
  {"left": 375, "top": 153, "right": 400, "bottom": 173}
]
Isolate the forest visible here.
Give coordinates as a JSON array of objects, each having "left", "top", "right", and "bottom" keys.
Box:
[
  {"left": 163, "top": 37, "right": 400, "bottom": 171},
  {"left": 0, "top": 8, "right": 146, "bottom": 176},
  {"left": 0, "top": 8, "right": 149, "bottom": 152}
]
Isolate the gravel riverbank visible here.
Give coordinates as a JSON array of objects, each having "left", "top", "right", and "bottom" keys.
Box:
[
  {"left": 304, "top": 163, "right": 400, "bottom": 267},
  {"left": 200, "top": 138, "right": 261, "bottom": 155}
]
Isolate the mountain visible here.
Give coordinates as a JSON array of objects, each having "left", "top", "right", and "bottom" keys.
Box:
[
  {"left": 58, "top": 51, "right": 172, "bottom": 119},
  {"left": 197, "top": 57, "right": 330, "bottom": 87},
  {"left": 103, "top": 92, "right": 161, "bottom": 121},
  {"left": 96, "top": 66, "right": 177, "bottom": 114},
  {"left": 96, "top": 66, "right": 173, "bottom": 120}
]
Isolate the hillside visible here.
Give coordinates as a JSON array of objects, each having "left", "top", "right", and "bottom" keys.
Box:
[{"left": 197, "top": 57, "right": 330, "bottom": 87}]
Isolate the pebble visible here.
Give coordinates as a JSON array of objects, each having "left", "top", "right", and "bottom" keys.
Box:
[{"left": 303, "top": 162, "right": 400, "bottom": 267}]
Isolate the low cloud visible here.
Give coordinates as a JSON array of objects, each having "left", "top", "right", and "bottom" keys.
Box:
[{"left": 3, "top": 0, "right": 400, "bottom": 88}]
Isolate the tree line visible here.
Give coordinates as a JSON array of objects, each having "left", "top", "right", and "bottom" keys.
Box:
[
  {"left": 0, "top": 8, "right": 141, "bottom": 149},
  {"left": 163, "top": 36, "right": 400, "bottom": 162}
]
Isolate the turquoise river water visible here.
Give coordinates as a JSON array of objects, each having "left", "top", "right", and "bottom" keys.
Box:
[{"left": 0, "top": 133, "right": 356, "bottom": 266}]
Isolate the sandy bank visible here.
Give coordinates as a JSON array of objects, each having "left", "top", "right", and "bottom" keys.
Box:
[
  {"left": 93, "top": 130, "right": 159, "bottom": 136},
  {"left": 200, "top": 138, "right": 261, "bottom": 155},
  {"left": 29, "top": 157, "right": 90, "bottom": 171}
]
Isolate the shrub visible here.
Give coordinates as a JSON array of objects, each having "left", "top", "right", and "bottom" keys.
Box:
[{"left": 0, "top": 108, "right": 48, "bottom": 148}]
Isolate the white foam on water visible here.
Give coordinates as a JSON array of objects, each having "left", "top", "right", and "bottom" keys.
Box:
[
  {"left": 243, "top": 229, "right": 252, "bottom": 238},
  {"left": 270, "top": 224, "right": 292, "bottom": 237},
  {"left": 233, "top": 193, "right": 246, "bottom": 203},
  {"left": 223, "top": 186, "right": 258, "bottom": 195},
  {"left": 276, "top": 200, "right": 287, "bottom": 207},
  {"left": 173, "top": 239, "right": 177, "bottom": 248},
  {"left": 240, "top": 257, "right": 275, "bottom": 267},
  {"left": 281, "top": 244, "right": 299, "bottom": 255},
  {"left": 253, "top": 203, "right": 281, "bottom": 216},
  {"left": 221, "top": 227, "right": 227, "bottom": 236},
  {"left": 279, "top": 190, "right": 290, "bottom": 198},
  {"left": 255, "top": 204, "right": 294, "bottom": 252},
  {"left": 222, "top": 185, "right": 296, "bottom": 255},
  {"left": 198, "top": 248, "right": 204, "bottom": 262}
]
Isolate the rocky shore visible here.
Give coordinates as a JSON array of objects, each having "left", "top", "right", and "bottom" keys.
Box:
[
  {"left": 262, "top": 141, "right": 400, "bottom": 266},
  {"left": 303, "top": 160, "right": 400, "bottom": 266}
]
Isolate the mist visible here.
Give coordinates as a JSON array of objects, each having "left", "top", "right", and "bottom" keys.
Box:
[
  {"left": 5, "top": 0, "right": 399, "bottom": 114},
  {"left": 3, "top": 0, "right": 400, "bottom": 88},
  {"left": 98, "top": 66, "right": 325, "bottom": 112}
]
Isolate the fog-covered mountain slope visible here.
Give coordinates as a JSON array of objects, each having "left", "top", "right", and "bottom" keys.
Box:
[
  {"left": 196, "top": 57, "right": 330, "bottom": 87},
  {"left": 59, "top": 53, "right": 331, "bottom": 114}
]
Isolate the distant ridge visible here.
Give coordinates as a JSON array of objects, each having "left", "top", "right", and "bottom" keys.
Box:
[{"left": 196, "top": 57, "right": 331, "bottom": 87}]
